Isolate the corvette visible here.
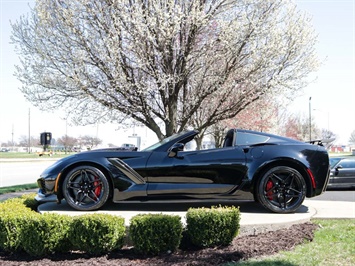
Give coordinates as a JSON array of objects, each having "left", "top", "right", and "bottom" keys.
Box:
[{"left": 36, "top": 129, "right": 330, "bottom": 213}]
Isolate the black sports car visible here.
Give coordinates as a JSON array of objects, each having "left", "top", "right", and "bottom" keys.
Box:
[{"left": 36, "top": 129, "right": 330, "bottom": 213}]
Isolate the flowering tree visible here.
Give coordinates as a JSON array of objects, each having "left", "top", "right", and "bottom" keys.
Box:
[{"left": 12, "top": 0, "right": 319, "bottom": 140}]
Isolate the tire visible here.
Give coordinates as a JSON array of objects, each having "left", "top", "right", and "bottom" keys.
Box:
[
  {"left": 255, "top": 166, "right": 306, "bottom": 213},
  {"left": 62, "top": 166, "right": 110, "bottom": 211}
]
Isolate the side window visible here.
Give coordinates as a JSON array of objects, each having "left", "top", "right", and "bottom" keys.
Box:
[
  {"left": 184, "top": 139, "right": 216, "bottom": 151},
  {"left": 235, "top": 132, "right": 269, "bottom": 146},
  {"left": 339, "top": 160, "right": 355, "bottom": 168},
  {"left": 184, "top": 139, "right": 197, "bottom": 151}
]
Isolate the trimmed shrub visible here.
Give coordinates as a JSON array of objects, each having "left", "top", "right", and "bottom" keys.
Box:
[
  {"left": 20, "top": 213, "right": 73, "bottom": 256},
  {"left": 19, "top": 193, "right": 39, "bottom": 211},
  {"left": 0, "top": 198, "right": 38, "bottom": 252},
  {"left": 69, "top": 214, "right": 125, "bottom": 255},
  {"left": 0, "top": 197, "right": 36, "bottom": 213},
  {"left": 129, "top": 214, "right": 183, "bottom": 255},
  {"left": 0, "top": 211, "right": 37, "bottom": 252},
  {"left": 186, "top": 205, "right": 240, "bottom": 248}
]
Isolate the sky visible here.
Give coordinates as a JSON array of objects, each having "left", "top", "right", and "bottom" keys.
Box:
[{"left": 0, "top": 0, "right": 354, "bottom": 147}]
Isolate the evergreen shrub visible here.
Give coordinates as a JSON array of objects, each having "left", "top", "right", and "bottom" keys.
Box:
[
  {"left": 0, "top": 196, "right": 38, "bottom": 252},
  {"left": 20, "top": 213, "right": 73, "bottom": 256},
  {"left": 69, "top": 213, "right": 125, "bottom": 255},
  {"left": 129, "top": 214, "right": 183, "bottom": 255},
  {"left": 186, "top": 205, "right": 240, "bottom": 248},
  {"left": 0, "top": 211, "right": 36, "bottom": 252}
]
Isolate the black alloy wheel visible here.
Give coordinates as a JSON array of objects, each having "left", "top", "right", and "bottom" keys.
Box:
[
  {"left": 62, "top": 166, "right": 110, "bottom": 211},
  {"left": 256, "top": 166, "right": 306, "bottom": 213}
]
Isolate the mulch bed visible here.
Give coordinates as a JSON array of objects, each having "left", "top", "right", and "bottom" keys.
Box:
[{"left": 0, "top": 222, "right": 318, "bottom": 265}]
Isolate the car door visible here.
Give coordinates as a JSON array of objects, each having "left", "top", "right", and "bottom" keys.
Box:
[
  {"left": 332, "top": 159, "right": 355, "bottom": 187},
  {"left": 144, "top": 146, "right": 248, "bottom": 197}
]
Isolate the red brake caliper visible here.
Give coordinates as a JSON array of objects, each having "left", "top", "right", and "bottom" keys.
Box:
[
  {"left": 266, "top": 180, "right": 274, "bottom": 200},
  {"left": 94, "top": 176, "right": 101, "bottom": 198}
]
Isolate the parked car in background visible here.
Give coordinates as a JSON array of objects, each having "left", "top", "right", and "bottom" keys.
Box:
[
  {"left": 328, "top": 157, "right": 355, "bottom": 189},
  {"left": 36, "top": 129, "right": 330, "bottom": 214},
  {"left": 0, "top": 147, "right": 10, "bottom": 152},
  {"left": 120, "top": 143, "right": 137, "bottom": 151}
]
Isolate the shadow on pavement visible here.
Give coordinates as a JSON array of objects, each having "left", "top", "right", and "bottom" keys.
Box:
[{"left": 42, "top": 199, "right": 309, "bottom": 215}]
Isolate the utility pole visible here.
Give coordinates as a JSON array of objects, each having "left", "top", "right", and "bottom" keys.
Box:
[
  {"left": 28, "top": 108, "right": 31, "bottom": 153},
  {"left": 11, "top": 124, "right": 14, "bottom": 151},
  {"left": 309, "top": 97, "right": 312, "bottom": 141}
]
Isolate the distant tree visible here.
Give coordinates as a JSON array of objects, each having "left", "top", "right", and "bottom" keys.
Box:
[
  {"left": 206, "top": 122, "right": 228, "bottom": 149},
  {"left": 289, "top": 113, "right": 321, "bottom": 142},
  {"left": 18, "top": 135, "right": 29, "bottom": 147},
  {"left": 284, "top": 115, "right": 303, "bottom": 140},
  {"left": 321, "top": 129, "right": 336, "bottom": 140},
  {"left": 223, "top": 98, "right": 279, "bottom": 132},
  {"left": 1, "top": 141, "right": 16, "bottom": 148},
  {"left": 80, "top": 135, "right": 103, "bottom": 150},
  {"left": 349, "top": 130, "right": 355, "bottom": 145},
  {"left": 107, "top": 143, "right": 118, "bottom": 148},
  {"left": 12, "top": 0, "right": 319, "bottom": 140},
  {"left": 57, "top": 135, "right": 78, "bottom": 153},
  {"left": 200, "top": 98, "right": 287, "bottom": 149},
  {"left": 18, "top": 135, "right": 40, "bottom": 147}
]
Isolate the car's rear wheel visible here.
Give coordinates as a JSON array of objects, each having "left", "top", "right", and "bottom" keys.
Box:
[
  {"left": 62, "top": 166, "right": 110, "bottom": 211},
  {"left": 256, "top": 166, "right": 306, "bottom": 213}
]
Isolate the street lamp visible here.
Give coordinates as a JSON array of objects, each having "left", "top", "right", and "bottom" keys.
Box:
[
  {"left": 309, "top": 97, "right": 312, "bottom": 141},
  {"left": 28, "top": 108, "right": 31, "bottom": 154}
]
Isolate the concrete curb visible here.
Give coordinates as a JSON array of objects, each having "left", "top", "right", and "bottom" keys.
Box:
[
  {"left": 37, "top": 200, "right": 316, "bottom": 236},
  {"left": 2, "top": 190, "right": 353, "bottom": 237}
]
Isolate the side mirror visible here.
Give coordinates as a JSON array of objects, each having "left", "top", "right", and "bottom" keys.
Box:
[
  {"left": 168, "top": 143, "right": 184, "bottom": 158},
  {"left": 336, "top": 165, "right": 343, "bottom": 171}
]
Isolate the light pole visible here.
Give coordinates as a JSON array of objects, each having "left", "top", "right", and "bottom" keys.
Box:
[
  {"left": 309, "top": 97, "right": 312, "bottom": 141},
  {"left": 28, "top": 108, "right": 31, "bottom": 153}
]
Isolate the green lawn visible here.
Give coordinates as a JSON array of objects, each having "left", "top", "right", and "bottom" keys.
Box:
[
  {"left": 0, "top": 183, "right": 38, "bottom": 195},
  {"left": 0, "top": 151, "right": 73, "bottom": 159},
  {"left": 227, "top": 219, "right": 355, "bottom": 266}
]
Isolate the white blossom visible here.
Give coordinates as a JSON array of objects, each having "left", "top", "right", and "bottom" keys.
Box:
[{"left": 11, "top": 0, "right": 319, "bottom": 139}]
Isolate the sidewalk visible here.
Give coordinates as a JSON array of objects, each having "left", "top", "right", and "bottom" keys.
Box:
[
  {"left": 0, "top": 189, "right": 38, "bottom": 201},
  {"left": 2, "top": 190, "right": 354, "bottom": 237},
  {"left": 36, "top": 198, "right": 355, "bottom": 236}
]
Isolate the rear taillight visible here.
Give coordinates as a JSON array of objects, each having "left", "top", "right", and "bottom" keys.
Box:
[{"left": 307, "top": 168, "right": 317, "bottom": 189}]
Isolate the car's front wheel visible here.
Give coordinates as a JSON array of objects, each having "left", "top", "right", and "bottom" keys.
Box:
[
  {"left": 62, "top": 166, "right": 110, "bottom": 211},
  {"left": 256, "top": 166, "right": 306, "bottom": 213}
]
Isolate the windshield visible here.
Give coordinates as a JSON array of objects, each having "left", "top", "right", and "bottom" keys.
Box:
[
  {"left": 329, "top": 158, "right": 342, "bottom": 168},
  {"left": 142, "top": 131, "right": 189, "bottom": 151}
]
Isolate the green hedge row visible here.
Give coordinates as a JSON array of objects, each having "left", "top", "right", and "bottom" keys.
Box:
[{"left": 0, "top": 195, "right": 240, "bottom": 256}]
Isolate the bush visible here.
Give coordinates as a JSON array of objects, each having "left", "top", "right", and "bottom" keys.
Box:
[
  {"left": 0, "top": 211, "right": 37, "bottom": 252},
  {"left": 129, "top": 214, "right": 183, "bottom": 255},
  {"left": 0, "top": 198, "right": 38, "bottom": 252},
  {"left": 69, "top": 214, "right": 125, "bottom": 255},
  {"left": 186, "top": 205, "right": 240, "bottom": 248},
  {"left": 19, "top": 193, "right": 39, "bottom": 211},
  {"left": 20, "top": 213, "right": 73, "bottom": 256},
  {"left": 0, "top": 196, "right": 37, "bottom": 213}
]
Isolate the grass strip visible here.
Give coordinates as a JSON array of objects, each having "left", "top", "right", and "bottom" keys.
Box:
[
  {"left": 231, "top": 219, "right": 355, "bottom": 266},
  {"left": 0, "top": 183, "right": 38, "bottom": 195}
]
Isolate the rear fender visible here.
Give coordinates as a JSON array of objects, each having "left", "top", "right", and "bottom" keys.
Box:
[{"left": 250, "top": 158, "right": 314, "bottom": 197}]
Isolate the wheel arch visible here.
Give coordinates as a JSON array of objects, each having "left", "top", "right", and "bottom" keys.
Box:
[
  {"left": 250, "top": 158, "right": 314, "bottom": 198},
  {"left": 55, "top": 161, "right": 114, "bottom": 202}
]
